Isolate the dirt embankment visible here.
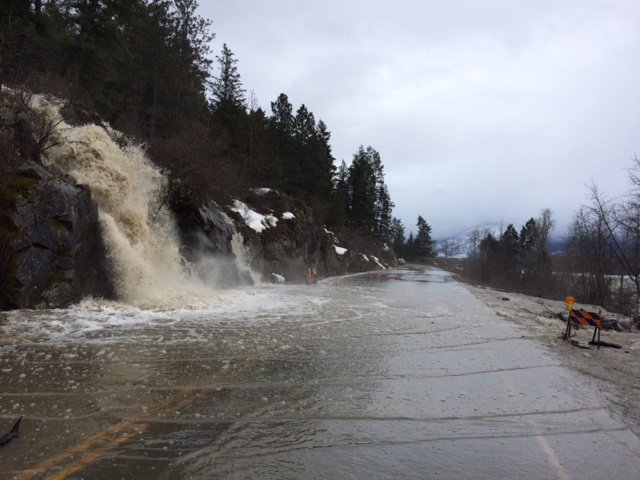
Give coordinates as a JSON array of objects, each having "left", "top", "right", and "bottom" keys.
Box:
[{"left": 466, "top": 285, "right": 640, "bottom": 436}]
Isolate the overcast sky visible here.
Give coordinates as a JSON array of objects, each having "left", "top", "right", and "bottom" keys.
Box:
[{"left": 199, "top": 0, "right": 640, "bottom": 239}]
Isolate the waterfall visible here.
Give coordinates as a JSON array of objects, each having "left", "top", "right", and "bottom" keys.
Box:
[
  {"left": 230, "top": 233, "right": 263, "bottom": 286},
  {"left": 30, "top": 95, "right": 234, "bottom": 307}
]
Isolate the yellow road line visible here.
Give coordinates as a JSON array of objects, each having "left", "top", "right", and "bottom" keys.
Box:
[
  {"left": 46, "top": 425, "right": 149, "bottom": 480},
  {"left": 18, "top": 312, "right": 331, "bottom": 479},
  {"left": 15, "top": 419, "right": 148, "bottom": 480},
  {"left": 16, "top": 351, "right": 269, "bottom": 479}
]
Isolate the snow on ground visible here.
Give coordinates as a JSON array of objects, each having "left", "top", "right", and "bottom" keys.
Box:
[
  {"left": 271, "top": 273, "right": 285, "bottom": 283},
  {"left": 282, "top": 212, "right": 295, "bottom": 220},
  {"left": 466, "top": 283, "right": 640, "bottom": 437},
  {"left": 251, "top": 188, "right": 272, "bottom": 195},
  {"left": 371, "top": 255, "right": 385, "bottom": 269},
  {"left": 230, "top": 200, "right": 278, "bottom": 233},
  {"left": 334, "top": 245, "right": 347, "bottom": 255}
]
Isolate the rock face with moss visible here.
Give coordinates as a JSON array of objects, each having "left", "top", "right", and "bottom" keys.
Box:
[{"left": 0, "top": 160, "right": 113, "bottom": 309}]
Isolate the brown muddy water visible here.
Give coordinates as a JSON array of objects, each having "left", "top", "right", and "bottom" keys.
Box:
[{"left": 1, "top": 267, "right": 639, "bottom": 479}]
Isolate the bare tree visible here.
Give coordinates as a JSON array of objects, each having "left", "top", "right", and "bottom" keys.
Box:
[
  {"left": 589, "top": 169, "right": 640, "bottom": 316},
  {"left": 537, "top": 208, "right": 554, "bottom": 253},
  {"left": 568, "top": 199, "right": 615, "bottom": 307},
  {"left": 467, "top": 228, "right": 481, "bottom": 258}
]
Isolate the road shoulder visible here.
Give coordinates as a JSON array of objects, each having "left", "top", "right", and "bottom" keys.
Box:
[{"left": 465, "top": 284, "right": 640, "bottom": 437}]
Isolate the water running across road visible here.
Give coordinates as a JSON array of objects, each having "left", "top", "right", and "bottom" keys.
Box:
[{"left": 1, "top": 267, "right": 638, "bottom": 479}]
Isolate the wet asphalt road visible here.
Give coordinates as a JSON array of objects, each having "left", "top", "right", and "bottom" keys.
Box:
[{"left": 1, "top": 267, "right": 639, "bottom": 479}]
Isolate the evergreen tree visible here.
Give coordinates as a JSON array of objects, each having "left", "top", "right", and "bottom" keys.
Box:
[
  {"left": 406, "top": 232, "right": 415, "bottom": 256},
  {"left": 519, "top": 216, "right": 552, "bottom": 288},
  {"left": 498, "top": 224, "right": 521, "bottom": 281},
  {"left": 478, "top": 232, "right": 499, "bottom": 282},
  {"left": 283, "top": 104, "right": 316, "bottom": 195},
  {"left": 390, "top": 217, "right": 406, "bottom": 253},
  {"left": 270, "top": 93, "right": 294, "bottom": 135},
  {"left": 347, "top": 146, "right": 378, "bottom": 233},
  {"left": 293, "top": 104, "right": 316, "bottom": 144},
  {"left": 211, "top": 43, "right": 246, "bottom": 111},
  {"left": 0, "top": 2, "right": 394, "bottom": 240},
  {"left": 519, "top": 218, "right": 539, "bottom": 252},
  {"left": 248, "top": 102, "right": 267, "bottom": 183},
  {"left": 344, "top": 145, "right": 393, "bottom": 239},
  {"left": 262, "top": 93, "right": 294, "bottom": 188},
  {"left": 412, "top": 215, "right": 436, "bottom": 259},
  {"left": 374, "top": 183, "right": 394, "bottom": 241},
  {"left": 210, "top": 42, "right": 248, "bottom": 152},
  {"left": 157, "top": 0, "right": 213, "bottom": 135},
  {"left": 314, "top": 119, "right": 336, "bottom": 199}
]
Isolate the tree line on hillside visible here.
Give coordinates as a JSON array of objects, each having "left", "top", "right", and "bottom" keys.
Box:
[
  {"left": 463, "top": 209, "right": 554, "bottom": 295},
  {"left": 460, "top": 158, "right": 640, "bottom": 317},
  {"left": 0, "top": 0, "right": 444, "bottom": 252}
]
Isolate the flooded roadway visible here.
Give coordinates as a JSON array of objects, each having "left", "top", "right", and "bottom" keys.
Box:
[{"left": 1, "top": 267, "right": 638, "bottom": 479}]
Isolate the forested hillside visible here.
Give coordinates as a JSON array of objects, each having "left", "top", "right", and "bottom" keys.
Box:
[{"left": 1, "top": 0, "right": 432, "bottom": 252}]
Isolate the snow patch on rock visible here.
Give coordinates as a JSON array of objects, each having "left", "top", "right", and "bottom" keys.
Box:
[
  {"left": 230, "top": 200, "right": 278, "bottom": 233},
  {"left": 334, "top": 245, "right": 347, "bottom": 255}
]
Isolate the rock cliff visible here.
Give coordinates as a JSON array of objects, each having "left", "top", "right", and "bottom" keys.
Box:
[
  {"left": 170, "top": 186, "right": 396, "bottom": 285},
  {"left": 0, "top": 162, "right": 113, "bottom": 309},
  {"left": 0, "top": 91, "right": 395, "bottom": 309}
]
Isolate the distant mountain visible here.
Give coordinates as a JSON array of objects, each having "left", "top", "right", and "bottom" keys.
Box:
[
  {"left": 435, "top": 223, "right": 567, "bottom": 258},
  {"left": 548, "top": 238, "right": 568, "bottom": 256},
  {"left": 435, "top": 223, "right": 503, "bottom": 259}
]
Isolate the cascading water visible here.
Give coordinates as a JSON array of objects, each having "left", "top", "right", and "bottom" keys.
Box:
[
  {"left": 29, "top": 95, "right": 251, "bottom": 307},
  {"left": 230, "top": 232, "right": 263, "bottom": 286}
]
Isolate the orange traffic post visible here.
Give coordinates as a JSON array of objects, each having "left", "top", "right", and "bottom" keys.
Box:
[{"left": 563, "top": 296, "right": 575, "bottom": 341}]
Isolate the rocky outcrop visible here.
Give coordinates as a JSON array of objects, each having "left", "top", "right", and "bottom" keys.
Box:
[
  {"left": 169, "top": 188, "right": 255, "bottom": 285},
  {"left": 168, "top": 187, "right": 397, "bottom": 286},
  {"left": 170, "top": 188, "right": 235, "bottom": 257},
  {"left": 225, "top": 189, "right": 396, "bottom": 283},
  {"left": 0, "top": 165, "right": 395, "bottom": 308},
  {"left": 0, "top": 90, "right": 396, "bottom": 309},
  {"left": 0, "top": 161, "right": 113, "bottom": 309}
]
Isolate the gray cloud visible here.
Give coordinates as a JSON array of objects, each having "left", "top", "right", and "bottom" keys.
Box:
[{"left": 201, "top": 0, "right": 640, "bottom": 238}]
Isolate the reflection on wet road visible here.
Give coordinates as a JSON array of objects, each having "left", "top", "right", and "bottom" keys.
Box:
[{"left": 1, "top": 267, "right": 639, "bottom": 479}]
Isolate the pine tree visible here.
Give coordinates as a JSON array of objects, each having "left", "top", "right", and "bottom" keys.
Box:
[
  {"left": 211, "top": 43, "right": 246, "bottom": 111},
  {"left": 390, "top": 217, "right": 406, "bottom": 253},
  {"left": 413, "top": 215, "right": 436, "bottom": 259},
  {"left": 270, "top": 93, "right": 294, "bottom": 135},
  {"left": 315, "top": 119, "right": 336, "bottom": 199},
  {"left": 478, "top": 232, "right": 499, "bottom": 282},
  {"left": 293, "top": 104, "right": 316, "bottom": 144},
  {"left": 210, "top": 42, "right": 248, "bottom": 153},
  {"left": 347, "top": 146, "right": 378, "bottom": 233},
  {"left": 406, "top": 232, "right": 415, "bottom": 256},
  {"left": 343, "top": 145, "right": 394, "bottom": 239},
  {"left": 499, "top": 224, "right": 521, "bottom": 280},
  {"left": 519, "top": 216, "right": 552, "bottom": 288},
  {"left": 519, "top": 218, "right": 539, "bottom": 252},
  {"left": 374, "top": 183, "right": 394, "bottom": 241}
]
